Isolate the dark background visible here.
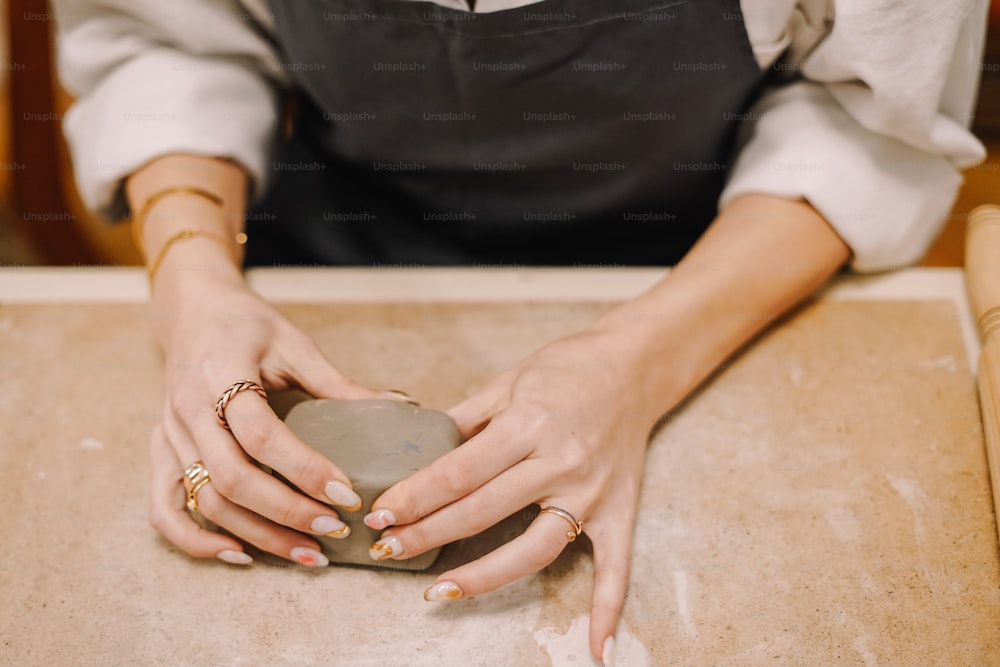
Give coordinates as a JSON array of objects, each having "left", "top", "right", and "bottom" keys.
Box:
[{"left": 1, "top": 0, "right": 998, "bottom": 267}]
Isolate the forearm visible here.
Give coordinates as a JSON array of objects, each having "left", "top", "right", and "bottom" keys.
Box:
[
  {"left": 125, "top": 154, "right": 250, "bottom": 293},
  {"left": 593, "top": 194, "right": 851, "bottom": 423}
]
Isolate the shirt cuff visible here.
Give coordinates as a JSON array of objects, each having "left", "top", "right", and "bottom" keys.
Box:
[
  {"left": 719, "top": 82, "right": 985, "bottom": 272},
  {"left": 62, "top": 48, "right": 280, "bottom": 219}
]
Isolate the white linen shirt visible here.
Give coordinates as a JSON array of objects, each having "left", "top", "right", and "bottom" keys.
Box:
[{"left": 52, "top": 0, "right": 989, "bottom": 271}]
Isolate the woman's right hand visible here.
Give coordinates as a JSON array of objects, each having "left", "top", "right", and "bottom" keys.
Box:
[{"left": 147, "top": 269, "right": 388, "bottom": 566}]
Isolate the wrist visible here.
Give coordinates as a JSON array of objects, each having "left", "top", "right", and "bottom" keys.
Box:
[
  {"left": 588, "top": 195, "right": 850, "bottom": 424},
  {"left": 588, "top": 293, "right": 710, "bottom": 425},
  {"left": 148, "top": 243, "right": 250, "bottom": 349},
  {"left": 149, "top": 238, "right": 246, "bottom": 295}
]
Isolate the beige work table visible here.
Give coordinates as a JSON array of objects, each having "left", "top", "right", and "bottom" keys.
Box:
[{"left": 0, "top": 267, "right": 997, "bottom": 666}]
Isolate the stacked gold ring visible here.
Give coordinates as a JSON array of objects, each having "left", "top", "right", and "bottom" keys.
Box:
[
  {"left": 214, "top": 379, "right": 268, "bottom": 430},
  {"left": 539, "top": 506, "right": 584, "bottom": 542},
  {"left": 183, "top": 460, "right": 212, "bottom": 513}
]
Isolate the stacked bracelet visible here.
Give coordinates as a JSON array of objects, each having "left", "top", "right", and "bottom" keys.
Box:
[{"left": 132, "top": 185, "right": 247, "bottom": 284}]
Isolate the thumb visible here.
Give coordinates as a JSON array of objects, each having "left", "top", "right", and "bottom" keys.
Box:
[
  {"left": 446, "top": 369, "right": 515, "bottom": 440},
  {"left": 274, "top": 333, "right": 387, "bottom": 401}
]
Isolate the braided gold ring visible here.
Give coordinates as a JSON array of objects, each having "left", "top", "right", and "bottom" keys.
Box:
[
  {"left": 183, "top": 460, "right": 212, "bottom": 513},
  {"left": 214, "top": 379, "right": 267, "bottom": 430},
  {"left": 539, "top": 506, "right": 585, "bottom": 542}
]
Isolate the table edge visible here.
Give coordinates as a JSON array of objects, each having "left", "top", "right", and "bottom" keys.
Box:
[{"left": 0, "top": 266, "right": 980, "bottom": 367}]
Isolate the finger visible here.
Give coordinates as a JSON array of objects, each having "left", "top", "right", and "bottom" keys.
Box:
[
  {"left": 219, "top": 387, "right": 364, "bottom": 510},
  {"left": 366, "top": 412, "right": 531, "bottom": 529},
  {"left": 193, "top": 479, "right": 332, "bottom": 564},
  {"left": 147, "top": 423, "right": 249, "bottom": 564},
  {"left": 166, "top": 400, "right": 352, "bottom": 540},
  {"left": 446, "top": 370, "right": 515, "bottom": 439},
  {"left": 370, "top": 460, "right": 549, "bottom": 559},
  {"left": 587, "top": 516, "right": 633, "bottom": 663},
  {"left": 163, "top": 415, "right": 335, "bottom": 566},
  {"left": 420, "top": 509, "right": 576, "bottom": 600},
  {"left": 270, "top": 331, "right": 385, "bottom": 401}
]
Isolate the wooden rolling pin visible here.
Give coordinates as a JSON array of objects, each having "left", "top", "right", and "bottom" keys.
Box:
[{"left": 966, "top": 204, "right": 1000, "bottom": 542}]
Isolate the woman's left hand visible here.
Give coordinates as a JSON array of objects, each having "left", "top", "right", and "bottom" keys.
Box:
[
  {"left": 365, "top": 196, "right": 852, "bottom": 663},
  {"left": 365, "top": 325, "right": 672, "bottom": 662}
]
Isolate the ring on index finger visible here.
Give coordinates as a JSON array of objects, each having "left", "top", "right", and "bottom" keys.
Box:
[
  {"left": 539, "top": 506, "right": 585, "bottom": 542},
  {"left": 214, "top": 379, "right": 267, "bottom": 430}
]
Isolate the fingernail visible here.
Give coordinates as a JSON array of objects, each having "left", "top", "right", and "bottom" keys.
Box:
[
  {"left": 217, "top": 549, "right": 253, "bottom": 565},
  {"left": 602, "top": 636, "right": 615, "bottom": 666},
  {"left": 382, "top": 389, "right": 420, "bottom": 406},
  {"left": 368, "top": 535, "right": 404, "bottom": 561},
  {"left": 422, "top": 581, "right": 463, "bottom": 601},
  {"left": 311, "top": 515, "right": 349, "bottom": 538},
  {"left": 290, "top": 546, "right": 329, "bottom": 567},
  {"left": 325, "top": 480, "right": 363, "bottom": 511},
  {"left": 364, "top": 508, "right": 397, "bottom": 530}
]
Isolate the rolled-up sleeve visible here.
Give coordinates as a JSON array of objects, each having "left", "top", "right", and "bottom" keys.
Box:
[
  {"left": 52, "top": 1, "right": 284, "bottom": 218},
  {"left": 722, "top": 0, "right": 988, "bottom": 272}
]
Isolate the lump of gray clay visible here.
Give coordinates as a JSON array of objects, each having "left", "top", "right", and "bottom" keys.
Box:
[{"left": 283, "top": 398, "right": 461, "bottom": 570}]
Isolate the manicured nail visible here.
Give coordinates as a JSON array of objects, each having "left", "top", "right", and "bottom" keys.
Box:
[
  {"left": 217, "top": 549, "right": 253, "bottom": 565},
  {"left": 290, "top": 546, "right": 329, "bottom": 567},
  {"left": 311, "top": 515, "right": 349, "bottom": 538},
  {"left": 368, "top": 535, "right": 404, "bottom": 561},
  {"left": 422, "top": 581, "right": 463, "bottom": 601},
  {"left": 382, "top": 389, "right": 420, "bottom": 406},
  {"left": 325, "top": 480, "right": 363, "bottom": 511},
  {"left": 364, "top": 508, "right": 397, "bottom": 530},
  {"left": 602, "top": 636, "right": 615, "bottom": 666}
]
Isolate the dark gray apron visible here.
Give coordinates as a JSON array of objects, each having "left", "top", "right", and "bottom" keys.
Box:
[{"left": 248, "top": 0, "right": 766, "bottom": 266}]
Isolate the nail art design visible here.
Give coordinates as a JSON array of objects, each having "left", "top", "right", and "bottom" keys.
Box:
[
  {"left": 325, "top": 480, "right": 363, "bottom": 511},
  {"left": 364, "top": 508, "right": 397, "bottom": 530},
  {"left": 311, "top": 515, "right": 348, "bottom": 537},
  {"left": 217, "top": 549, "right": 253, "bottom": 565},
  {"left": 368, "top": 535, "right": 403, "bottom": 561},
  {"left": 290, "top": 546, "right": 329, "bottom": 567},
  {"left": 422, "top": 581, "right": 463, "bottom": 601},
  {"left": 325, "top": 524, "right": 350, "bottom": 539}
]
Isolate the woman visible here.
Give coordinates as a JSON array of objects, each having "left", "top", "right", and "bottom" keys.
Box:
[{"left": 53, "top": 0, "right": 987, "bottom": 662}]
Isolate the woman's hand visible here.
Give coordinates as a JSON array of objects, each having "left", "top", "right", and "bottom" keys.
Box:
[
  {"left": 127, "top": 154, "right": 397, "bottom": 567},
  {"left": 364, "top": 195, "right": 851, "bottom": 662},
  {"left": 147, "top": 273, "right": 389, "bottom": 566},
  {"left": 364, "top": 326, "right": 669, "bottom": 661}
]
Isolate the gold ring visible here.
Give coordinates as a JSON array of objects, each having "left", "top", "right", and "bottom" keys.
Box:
[
  {"left": 539, "top": 506, "right": 584, "bottom": 542},
  {"left": 214, "top": 379, "right": 268, "bottom": 430},
  {"left": 183, "top": 460, "right": 212, "bottom": 513}
]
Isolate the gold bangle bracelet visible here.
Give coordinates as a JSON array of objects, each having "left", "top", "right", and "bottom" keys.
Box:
[
  {"left": 147, "top": 227, "right": 240, "bottom": 285},
  {"left": 132, "top": 185, "right": 226, "bottom": 259}
]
